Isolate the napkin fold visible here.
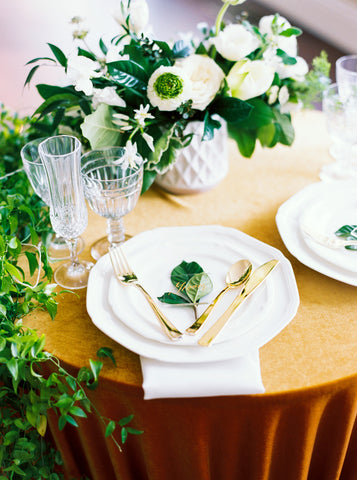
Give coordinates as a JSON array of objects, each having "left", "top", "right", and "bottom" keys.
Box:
[{"left": 140, "top": 349, "right": 265, "bottom": 400}]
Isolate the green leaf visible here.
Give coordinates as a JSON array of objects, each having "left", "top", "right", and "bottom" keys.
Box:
[
  {"left": 121, "top": 427, "right": 128, "bottom": 444},
  {"left": 24, "top": 251, "right": 39, "bottom": 277},
  {"left": 202, "top": 112, "right": 221, "bottom": 141},
  {"left": 0, "top": 337, "right": 6, "bottom": 351},
  {"left": 335, "top": 224, "right": 357, "bottom": 250},
  {"left": 33, "top": 93, "right": 82, "bottom": 117},
  {"left": 227, "top": 124, "right": 256, "bottom": 157},
  {"left": 258, "top": 123, "right": 276, "bottom": 147},
  {"left": 47, "top": 43, "right": 67, "bottom": 67},
  {"left": 118, "top": 414, "right": 134, "bottom": 426},
  {"left": 7, "top": 357, "right": 19, "bottom": 380},
  {"left": 146, "top": 125, "right": 180, "bottom": 173},
  {"left": 273, "top": 110, "right": 295, "bottom": 145},
  {"left": 5, "top": 261, "right": 23, "bottom": 281},
  {"left": 172, "top": 40, "right": 192, "bottom": 58},
  {"left": 69, "top": 406, "right": 87, "bottom": 418},
  {"left": 99, "top": 38, "right": 108, "bottom": 55},
  {"left": 280, "top": 27, "right": 302, "bottom": 37},
  {"left": 24, "top": 65, "right": 40, "bottom": 87},
  {"left": 141, "top": 170, "right": 157, "bottom": 193},
  {"left": 97, "top": 346, "right": 116, "bottom": 366},
  {"left": 77, "top": 47, "right": 97, "bottom": 61},
  {"left": 276, "top": 48, "right": 297, "bottom": 65},
  {"left": 171, "top": 261, "right": 203, "bottom": 294},
  {"left": 81, "top": 104, "right": 121, "bottom": 149},
  {"left": 185, "top": 273, "right": 213, "bottom": 303},
  {"left": 107, "top": 60, "right": 148, "bottom": 94},
  {"left": 126, "top": 427, "right": 144, "bottom": 435},
  {"left": 105, "top": 420, "right": 116, "bottom": 437},
  {"left": 212, "top": 96, "right": 253, "bottom": 123},
  {"left": 157, "top": 292, "right": 190, "bottom": 304}
]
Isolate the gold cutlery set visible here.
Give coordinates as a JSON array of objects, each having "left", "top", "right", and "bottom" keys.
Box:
[{"left": 109, "top": 246, "right": 279, "bottom": 346}]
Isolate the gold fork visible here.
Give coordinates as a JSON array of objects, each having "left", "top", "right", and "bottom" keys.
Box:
[{"left": 108, "top": 246, "right": 183, "bottom": 341}]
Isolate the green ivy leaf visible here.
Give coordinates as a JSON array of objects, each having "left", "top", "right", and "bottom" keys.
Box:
[
  {"left": 97, "top": 346, "right": 116, "bottom": 366},
  {"left": 335, "top": 224, "right": 357, "bottom": 250},
  {"left": 202, "top": 112, "right": 221, "bottom": 141}
]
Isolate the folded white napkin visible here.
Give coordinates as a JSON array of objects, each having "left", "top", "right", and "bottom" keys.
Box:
[{"left": 140, "top": 349, "right": 265, "bottom": 400}]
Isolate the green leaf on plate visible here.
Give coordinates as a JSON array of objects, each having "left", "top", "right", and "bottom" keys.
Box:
[
  {"left": 335, "top": 224, "right": 357, "bottom": 250},
  {"left": 185, "top": 272, "right": 213, "bottom": 303},
  {"left": 170, "top": 261, "right": 204, "bottom": 294},
  {"left": 157, "top": 292, "right": 190, "bottom": 304}
]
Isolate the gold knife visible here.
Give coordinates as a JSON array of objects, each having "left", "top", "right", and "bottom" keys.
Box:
[{"left": 198, "top": 259, "right": 279, "bottom": 347}]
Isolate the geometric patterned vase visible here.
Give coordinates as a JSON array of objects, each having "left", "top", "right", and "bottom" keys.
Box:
[{"left": 155, "top": 119, "right": 229, "bottom": 195}]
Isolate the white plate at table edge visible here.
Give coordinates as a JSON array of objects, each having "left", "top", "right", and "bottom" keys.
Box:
[
  {"left": 276, "top": 181, "right": 357, "bottom": 286},
  {"left": 86, "top": 225, "right": 300, "bottom": 363}
]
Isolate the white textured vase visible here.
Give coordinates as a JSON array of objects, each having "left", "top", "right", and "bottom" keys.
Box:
[{"left": 155, "top": 120, "right": 229, "bottom": 195}]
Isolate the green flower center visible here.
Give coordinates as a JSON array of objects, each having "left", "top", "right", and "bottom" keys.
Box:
[{"left": 154, "top": 73, "right": 184, "bottom": 100}]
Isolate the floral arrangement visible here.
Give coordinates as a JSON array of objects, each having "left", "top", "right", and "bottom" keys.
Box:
[{"left": 26, "top": 0, "right": 330, "bottom": 191}]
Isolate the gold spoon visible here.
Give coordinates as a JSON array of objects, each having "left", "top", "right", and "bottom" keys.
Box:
[{"left": 185, "top": 259, "right": 252, "bottom": 335}]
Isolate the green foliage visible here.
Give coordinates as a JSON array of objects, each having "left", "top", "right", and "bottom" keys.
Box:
[
  {"left": 335, "top": 224, "right": 357, "bottom": 251},
  {"left": 24, "top": 3, "right": 331, "bottom": 192},
  {"left": 0, "top": 109, "right": 142, "bottom": 478},
  {"left": 158, "top": 261, "right": 213, "bottom": 319}
]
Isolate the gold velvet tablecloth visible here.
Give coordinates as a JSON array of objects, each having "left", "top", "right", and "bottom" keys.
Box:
[{"left": 23, "top": 110, "right": 357, "bottom": 480}]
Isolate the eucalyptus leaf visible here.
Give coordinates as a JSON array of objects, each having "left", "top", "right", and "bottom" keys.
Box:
[
  {"left": 185, "top": 273, "right": 213, "bottom": 303},
  {"left": 81, "top": 104, "right": 121, "bottom": 149}
]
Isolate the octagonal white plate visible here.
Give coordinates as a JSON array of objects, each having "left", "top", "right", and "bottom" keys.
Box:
[{"left": 86, "top": 226, "right": 299, "bottom": 363}]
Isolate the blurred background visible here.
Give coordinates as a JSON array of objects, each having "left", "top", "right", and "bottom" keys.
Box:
[{"left": 1, "top": 0, "right": 354, "bottom": 113}]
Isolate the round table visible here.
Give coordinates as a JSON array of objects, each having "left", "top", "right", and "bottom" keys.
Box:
[{"left": 24, "top": 110, "right": 357, "bottom": 480}]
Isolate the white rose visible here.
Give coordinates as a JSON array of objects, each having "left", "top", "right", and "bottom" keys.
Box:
[
  {"left": 210, "top": 24, "right": 260, "bottom": 61},
  {"left": 92, "top": 87, "right": 126, "bottom": 109},
  {"left": 276, "top": 56, "right": 309, "bottom": 81},
  {"left": 113, "top": 0, "right": 149, "bottom": 35},
  {"left": 175, "top": 55, "right": 224, "bottom": 110},
  {"left": 66, "top": 53, "right": 101, "bottom": 96},
  {"left": 147, "top": 65, "right": 192, "bottom": 111},
  {"left": 259, "top": 14, "right": 297, "bottom": 57},
  {"left": 227, "top": 59, "right": 275, "bottom": 101}
]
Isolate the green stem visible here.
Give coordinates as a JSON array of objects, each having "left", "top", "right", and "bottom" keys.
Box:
[{"left": 215, "top": 3, "right": 230, "bottom": 36}]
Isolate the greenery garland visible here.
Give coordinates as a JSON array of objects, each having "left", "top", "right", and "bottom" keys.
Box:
[{"left": 0, "top": 106, "right": 142, "bottom": 479}]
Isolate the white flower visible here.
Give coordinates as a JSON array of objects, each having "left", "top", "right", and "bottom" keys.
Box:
[
  {"left": 276, "top": 56, "right": 309, "bottom": 81},
  {"left": 66, "top": 52, "right": 101, "bottom": 96},
  {"left": 112, "top": 112, "right": 133, "bottom": 131},
  {"left": 227, "top": 59, "right": 275, "bottom": 101},
  {"left": 134, "top": 104, "right": 154, "bottom": 127},
  {"left": 210, "top": 24, "right": 260, "bottom": 62},
  {"left": 113, "top": 0, "right": 149, "bottom": 35},
  {"left": 147, "top": 65, "right": 192, "bottom": 111},
  {"left": 259, "top": 15, "right": 297, "bottom": 57},
  {"left": 118, "top": 141, "right": 140, "bottom": 168},
  {"left": 175, "top": 54, "right": 224, "bottom": 111},
  {"left": 278, "top": 85, "right": 289, "bottom": 105},
  {"left": 267, "top": 85, "right": 279, "bottom": 105},
  {"left": 92, "top": 87, "right": 126, "bottom": 109},
  {"left": 143, "top": 132, "right": 155, "bottom": 151}
]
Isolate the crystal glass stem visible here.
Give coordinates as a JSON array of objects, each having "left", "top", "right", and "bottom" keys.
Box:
[{"left": 107, "top": 217, "right": 125, "bottom": 248}]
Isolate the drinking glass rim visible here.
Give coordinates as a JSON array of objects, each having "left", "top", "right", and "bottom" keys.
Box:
[
  {"left": 38, "top": 135, "right": 81, "bottom": 159},
  {"left": 336, "top": 54, "right": 357, "bottom": 76},
  {"left": 81, "top": 150, "right": 143, "bottom": 182},
  {"left": 20, "top": 137, "right": 47, "bottom": 165}
]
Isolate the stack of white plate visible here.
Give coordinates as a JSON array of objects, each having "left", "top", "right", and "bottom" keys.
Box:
[
  {"left": 86, "top": 226, "right": 299, "bottom": 363},
  {"left": 276, "top": 181, "right": 357, "bottom": 286}
]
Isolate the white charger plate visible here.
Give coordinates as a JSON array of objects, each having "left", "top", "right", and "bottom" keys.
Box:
[
  {"left": 87, "top": 226, "right": 299, "bottom": 363},
  {"left": 276, "top": 181, "right": 357, "bottom": 286}
]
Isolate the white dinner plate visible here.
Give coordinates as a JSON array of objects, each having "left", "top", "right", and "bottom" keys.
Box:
[
  {"left": 276, "top": 181, "right": 357, "bottom": 286},
  {"left": 87, "top": 225, "right": 299, "bottom": 363}
]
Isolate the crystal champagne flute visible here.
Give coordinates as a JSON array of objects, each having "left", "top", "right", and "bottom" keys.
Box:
[
  {"left": 38, "top": 135, "right": 93, "bottom": 289},
  {"left": 21, "top": 138, "right": 85, "bottom": 260},
  {"left": 81, "top": 146, "right": 143, "bottom": 260}
]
